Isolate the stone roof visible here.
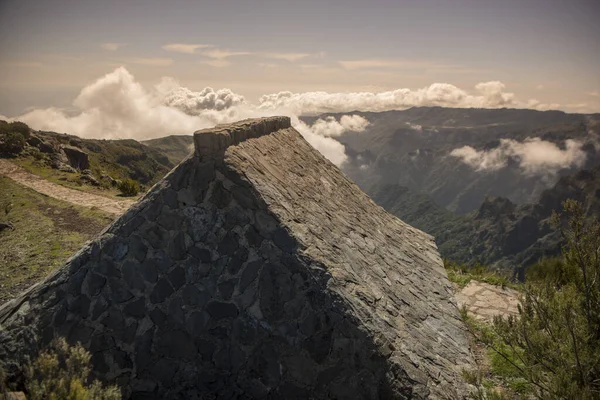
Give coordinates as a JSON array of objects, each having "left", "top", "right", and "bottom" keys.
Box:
[{"left": 0, "top": 117, "right": 473, "bottom": 399}]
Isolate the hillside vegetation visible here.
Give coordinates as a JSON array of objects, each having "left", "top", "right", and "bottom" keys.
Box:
[
  {"left": 1, "top": 121, "right": 178, "bottom": 198},
  {"left": 0, "top": 176, "right": 113, "bottom": 302}
]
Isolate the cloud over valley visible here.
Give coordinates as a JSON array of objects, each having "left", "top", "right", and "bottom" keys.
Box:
[{"left": 1, "top": 67, "right": 592, "bottom": 170}]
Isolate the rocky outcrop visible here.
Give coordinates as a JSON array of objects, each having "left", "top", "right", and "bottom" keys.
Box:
[
  {"left": 62, "top": 145, "right": 90, "bottom": 170},
  {"left": 0, "top": 117, "right": 473, "bottom": 399}
]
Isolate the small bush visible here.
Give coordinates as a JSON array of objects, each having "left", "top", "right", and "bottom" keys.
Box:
[
  {"left": 8, "top": 121, "right": 31, "bottom": 138},
  {"left": 23, "top": 338, "right": 121, "bottom": 399},
  {"left": 117, "top": 178, "right": 140, "bottom": 196},
  {"left": 0, "top": 131, "right": 26, "bottom": 155}
]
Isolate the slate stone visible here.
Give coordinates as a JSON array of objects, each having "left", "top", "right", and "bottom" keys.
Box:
[
  {"left": 108, "top": 277, "right": 134, "bottom": 303},
  {"left": 113, "top": 241, "right": 129, "bottom": 261},
  {"left": 162, "top": 188, "right": 179, "bottom": 209},
  {"left": 227, "top": 247, "right": 248, "bottom": 275},
  {"left": 218, "top": 279, "right": 236, "bottom": 300},
  {"left": 273, "top": 228, "right": 296, "bottom": 253},
  {"left": 122, "top": 260, "right": 146, "bottom": 291},
  {"left": 230, "top": 185, "right": 256, "bottom": 209},
  {"left": 68, "top": 267, "right": 88, "bottom": 294},
  {"left": 134, "top": 328, "right": 155, "bottom": 371},
  {"left": 157, "top": 330, "right": 196, "bottom": 360},
  {"left": 151, "top": 250, "right": 174, "bottom": 273},
  {"left": 100, "top": 309, "right": 126, "bottom": 332},
  {"left": 206, "top": 301, "right": 239, "bottom": 320},
  {"left": 144, "top": 224, "right": 168, "bottom": 249},
  {"left": 182, "top": 285, "right": 210, "bottom": 308},
  {"left": 150, "top": 358, "right": 179, "bottom": 382},
  {"left": 186, "top": 311, "right": 209, "bottom": 333},
  {"left": 168, "top": 297, "right": 185, "bottom": 325},
  {"left": 210, "top": 181, "right": 231, "bottom": 208},
  {"left": 83, "top": 273, "right": 106, "bottom": 297},
  {"left": 217, "top": 231, "right": 239, "bottom": 254},
  {"left": 189, "top": 246, "right": 211, "bottom": 263},
  {"left": 239, "top": 260, "right": 262, "bottom": 292},
  {"left": 150, "top": 278, "right": 174, "bottom": 304},
  {"left": 139, "top": 260, "right": 159, "bottom": 284},
  {"left": 244, "top": 226, "right": 263, "bottom": 248},
  {"left": 167, "top": 266, "right": 186, "bottom": 290},
  {"left": 124, "top": 297, "right": 146, "bottom": 318},
  {"left": 169, "top": 232, "right": 188, "bottom": 261},
  {"left": 129, "top": 235, "right": 148, "bottom": 263},
  {"left": 149, "top": 308, "right": 167, "bottom": 329}
]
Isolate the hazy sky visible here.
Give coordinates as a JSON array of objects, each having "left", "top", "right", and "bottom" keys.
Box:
[{"left": 0, "top": 0, "right": 599, "bottom": 116}]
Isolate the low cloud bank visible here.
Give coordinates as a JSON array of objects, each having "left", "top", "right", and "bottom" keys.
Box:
[
  {"left": 450, "top": 138, "right": 587, "bottom": 175},
  {"left": 1, "top": 67, "right": 581, "bottom": 168},
  {"left": 258, "top": 81, "right": 515, "bottom": 115}
]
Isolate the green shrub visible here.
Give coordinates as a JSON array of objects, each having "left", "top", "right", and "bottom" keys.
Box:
[
  {"left": 22, "top": 338, "right": 121, "bottom": 399},
  {"left": 484, "top": 200, "right": 600, "bottom": 399},
  {"left": 0, "top": 131, "right": 26, "bottom": 154},
  {"left": 117, "top": 178, "right": 140, "bottom": 197},
  {"left": 8, "top": 121, "right": 31, "bottom": 138}
]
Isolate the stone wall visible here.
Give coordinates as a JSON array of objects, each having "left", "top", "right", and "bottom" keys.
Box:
[{"left": 0, "top": 118, "right": 473, "bottom": 399}]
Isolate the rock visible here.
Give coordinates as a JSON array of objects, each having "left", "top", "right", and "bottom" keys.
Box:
[
  {"left": 26, "top": 135, "right": 42, "bottom": 147},
  {"left": 59, "top": 164, "right": 77, "bottom": 173},
  {"left": 0, "top": 117, "right": 473, "bottom": 399},
  {"left": 38, "top": 141, "right": 55, "bottom": 153},
  {"left": 0, "top": 222, "right": 14, "bottom": 232},
  {"left": 62, "top": 145, "right": 90, "bottom": 170},
  {"left": 101, "top": 174, "right": 118, "bottom": 186},
  {"left": 79, "top": 173, "right": 100, "bottom": 186}
]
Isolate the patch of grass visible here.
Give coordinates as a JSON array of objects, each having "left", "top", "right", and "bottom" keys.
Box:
[
  {"left": 13, "top": 157, "right": 127, "bottom": 199},
  {"left": 0, "top": 177, "right": 113, "bottom": 303},
  {"left": 444, "top": 260, "right": 521, "bottom": 290},
  {"left": 459, "top": 307, "right": 534, "bottom": 399}
]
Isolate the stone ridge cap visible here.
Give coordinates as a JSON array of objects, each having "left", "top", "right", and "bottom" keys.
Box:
[{"left": 193, "top": 116, "right": 291, "bottom": 159}]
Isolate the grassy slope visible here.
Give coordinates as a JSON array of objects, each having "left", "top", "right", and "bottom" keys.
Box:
[
  {"left": 0, "top": 177, "right": 114, "bottom": 303},
  {"left": 10, "top": 130, "right": 178, "bottom": 199},
  {"left": 14, "top": 157, "right": 126, "bottom": 199}
]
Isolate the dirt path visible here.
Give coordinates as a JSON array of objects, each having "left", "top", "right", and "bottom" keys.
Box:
[
  {"left": 0, "top": 159, "right": 134, "bottom": 216},
  {"left": 455, "top": 280, "right": 520, "bottom": 322}
]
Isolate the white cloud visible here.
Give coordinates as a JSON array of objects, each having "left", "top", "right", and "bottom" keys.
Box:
[
  {"left": 3, "top": 67, "right": 582, "bottom": 170},
  {"left": 526, "top": 99, "right": 561, "bottom": 111},
  {"left": 450, "top": 138, "right": 587, "bottom": 175},
  {"left": 3, "top": 67, "right": 352, "bottom": 166},
  {"left": 406, "top": 122, "right": 423, "bottom": 131},
  {"left": 293, "top": 119, "right": 350, "bottom": 166},
  {"left": 589, "top": 91, "right": 600, "bottom": 97},
  {"left": 258, "top": 81, "right": 517, "bottom": 115},
  {"left": 257, "top": 63, "right": 278, "bottom": 69},
  {"left": 162, "top": 43, "right": 213, "bottom": 54},
  {"left": 200, "top": 49, "right": 252, "bottom": 60},
  {"left": 200, "top": 59, "right": 232, "bottom": 68},
  {"left": 157, "top": 77, "right": 246, "bottom": 113},
  {"left": 126, "top": 58, "right": 174, "bottom": 67},
  {"left": 101, "top": 43, "right": 127, "bottom": 51},
  {"left": 265, "top": 53, "right": 311, "bottom": 62},
  {"left": 339, "top": 59, "right": 456, "bottom": 71},
  {"left": 304, "top": 115, "right": 369, "bottom": 138},
  {"left": 536, "top": 84, "right": 545, "bottom": 90}
]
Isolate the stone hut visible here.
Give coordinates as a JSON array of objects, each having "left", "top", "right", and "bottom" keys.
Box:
[{"left": 0, "top": 117, "right": 473, "bottom": 399}]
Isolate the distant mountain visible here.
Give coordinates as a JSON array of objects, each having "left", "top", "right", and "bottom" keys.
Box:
[
  {"left": 371, "top": 166, "right": 600, "bottom": 274},
  {"left": 142, "top": 134, "right": 193, "bottom": 165},
  {"left": 309, "top": 107, "right": 600, "bottom": 214}
]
